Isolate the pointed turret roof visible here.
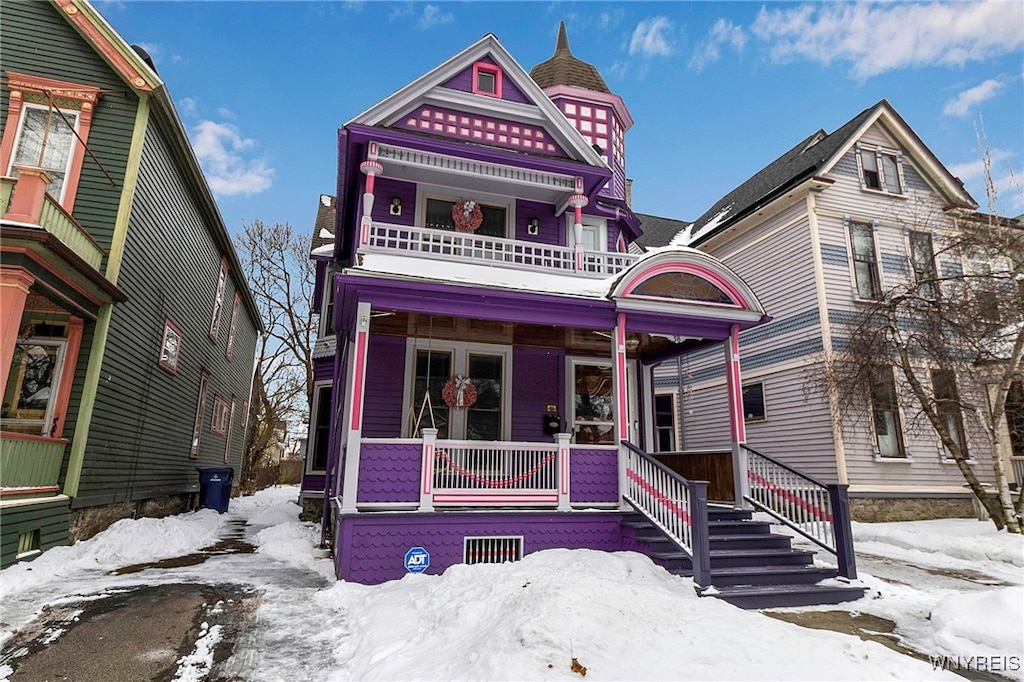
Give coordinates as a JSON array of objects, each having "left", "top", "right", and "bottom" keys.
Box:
[{"left": 530, "top": 22, "right": 610, "bottom": 94}]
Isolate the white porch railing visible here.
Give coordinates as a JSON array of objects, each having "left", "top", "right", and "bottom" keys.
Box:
[
  {"left": 424, "top": 434, "right": 570, "bottom": 508},
  {"left": 365, "top": 221, "right": 639, "bottom": 278}
]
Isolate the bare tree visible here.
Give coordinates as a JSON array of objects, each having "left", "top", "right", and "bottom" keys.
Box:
[
  {"left": 235, "top": 220, "right": 317, "bottom": 489},
  {"left": 824, "top": 137, "right": 1023, "bottom": 532}
]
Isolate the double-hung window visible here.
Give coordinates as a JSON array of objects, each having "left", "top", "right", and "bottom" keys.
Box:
[
  {"left": 871, "top": 367, "right": 905, "bottom": 458},
  {"left": 8, "top": 104, "right": 79, "bottom": 202},
  {"left": 932, "top": 370, "right": 968, "bottom": 459},
  {"left": 654, "top": 393, "right": 677, "bottom": 452},
  {"left": 209, "top": 261, "right": 228, "bottom": 342},
  {"left": 908, "top": 231, "right": 937, "bottom": 299},
  {"left": 857, "top": 144, "right": 903, "bottom": 194},
  {"left": 849, "top": 220, "right": 882, "bottom": 300}
]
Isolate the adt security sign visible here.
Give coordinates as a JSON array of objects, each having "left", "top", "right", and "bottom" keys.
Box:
[{"left": 404, "top": 546, "right": 430, "bottom": 574}]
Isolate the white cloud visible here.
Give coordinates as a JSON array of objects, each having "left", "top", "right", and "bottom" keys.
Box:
[
  {"left": 388, "top": 3, "right": 415, "bottom": 22},
  {"left": 948, "top": 147, "right": 1012, "bottom": 182},
  {"left": 752, "top": 1, "right": 1024, "bottom": 79},
  {"left": 689, "top": 18, "right": 747, "bottom": 72},
  {"left": 597, "top": 9, "right": 626, "bottom": 31},
  {"left": 629, "top": 16, "right": 675, "bottom": 58},
  {"left": 190, "top": 120, "right": 274, "bottom": 197},
  {"left": 417, "top": 4, "right": 454, "bottom": 30},
  {"left": 178, "top": 97, "right": 199, "bottom": 118},
  {"left": 943, "top": 79, "right": 1006, "bottom": 117},
  {"left": 217, "top": 107, "right": 238, "bottom": 121}
]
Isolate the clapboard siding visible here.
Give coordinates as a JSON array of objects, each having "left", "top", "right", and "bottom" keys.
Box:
[
  {"left": 370, "top": 178, "right": 416, "bottom": 226},
  {"left": 0, "top": 0, "right": 137, "bottom": 256},
  {"left": 0, "top": 499, "right": 70, "bottom": 568},
  {"left": 512, "top": 346, "right": 565, "bottom": 442},
  {"left": 76, "top": 117, "right": 258, "bottom": 507},
  {"left": 679, "top": 382, "right": 730, "bottom": 449}
]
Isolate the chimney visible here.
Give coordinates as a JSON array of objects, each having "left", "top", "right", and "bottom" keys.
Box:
[{"left": 625, "top": 178, "right": 633, "bottom": 208}]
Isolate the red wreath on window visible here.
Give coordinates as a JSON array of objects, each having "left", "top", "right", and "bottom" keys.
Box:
[
  {"left": 451, "top": 200, "right": 483, "bottom": 233},
  {"left": 442, "top": 375, "right": 477, "bottom": 409}
]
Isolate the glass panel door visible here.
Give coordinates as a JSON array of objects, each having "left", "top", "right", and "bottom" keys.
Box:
[
  {"left": 466, "top": 354, "right": 502, "bottom": 440},
  {"left": 412, "top": 350, "right": 452, "bottom": 437},
  {"left": 572, "top": 362, "right": 614, "bottom": 445},
  {"left": 1, "top": 339, "right": 66, "bottom": 435}
]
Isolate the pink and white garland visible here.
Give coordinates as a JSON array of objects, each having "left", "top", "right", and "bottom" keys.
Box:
[
  {"left": 442, "top": 374, "right": 477, "bottom": 409},
  {"left": 451, "top": 200, "right": 483, "bottom": 233}
]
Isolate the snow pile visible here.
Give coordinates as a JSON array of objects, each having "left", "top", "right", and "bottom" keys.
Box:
[
  {"left": 173, "top": 621, "right": 222, "bottom": 682},
  {"left": 316, "top": 548, "right": 958, "bottom": 681},
  {"left": 930, "top": 586, "right": 1024, "bottom": 659},
  {"left": 243, "top": 489, "right": 336, "bottom": 582},
  {"left": 0, "top": 509, "right": 224, "bottom": 597}
]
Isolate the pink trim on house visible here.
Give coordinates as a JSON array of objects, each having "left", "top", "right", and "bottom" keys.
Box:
[
  {"left": 626, "top": 468, "right": 691, "bottom": 525},
  {"left": 51, "top": 316, "right": 83, "bottom": 438},
  {"left": 421, "top": 443, "right": 434, "bottom": 495},
  {"left": 471, "top": 61, "right": 502, "bottom": 99},
  {"left": 615, "top": 313, "right": 629, "bottom": 441},
  {"left": 0, "top": 485, "right": 62, "bottom": 497},
  {"left": 559, "top": 444, "right": 570, "bottom": 495},
  {"left": 0, "top": 267, "right": 35, "bottom": 392},
  {"left": 432, "top": 492, "right": 558, "bottom": 505},
  {"left": 619, "top": 261, "right": 750, "bottom": 309},
  {"left": 725, "top": 324, "right": 746, "bottom": 444},
  {"left": 349, "top": 327, "right": 369, "bottom": 429}
]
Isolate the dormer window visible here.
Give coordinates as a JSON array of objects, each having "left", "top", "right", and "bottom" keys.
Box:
[
  {"left": 856, "top": 144, "right": 904, "bottom": 195},
  {"left": 472, "top": 62, "right": 502, "bottom": 98}
]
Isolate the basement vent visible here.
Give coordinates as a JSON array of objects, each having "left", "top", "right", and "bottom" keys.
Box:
[{"left": 464, "top": 536, "right": 523, "bottom": 565}]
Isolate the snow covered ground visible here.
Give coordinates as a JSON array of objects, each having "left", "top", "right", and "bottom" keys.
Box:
[{"left": 1, "top": 486, "right": 1021, "bottom": 681}]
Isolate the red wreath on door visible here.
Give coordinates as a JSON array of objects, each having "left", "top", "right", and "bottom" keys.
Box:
[
  {"left": 442, "top": 375, "right": 477, "bottom": 409},
  {"left": 451, "top": 200, "right": 483, "bottom": 233}
]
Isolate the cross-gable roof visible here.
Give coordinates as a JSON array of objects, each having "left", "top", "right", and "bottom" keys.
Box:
[
  {"left": 346, "top": 33, "right": 607, "bottom": 169},
  {"left": 684, "top": 100, "right": 977, "bottom": 247},
  {"left": 633, "top": 213, "right": 692, "bottom": 251}
]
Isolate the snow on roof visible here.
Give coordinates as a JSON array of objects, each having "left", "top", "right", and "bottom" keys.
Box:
[
  {"left": 672, "top": 205, "right": 732, "bottom": 247},
  {"left": 311, "top": 243, "right": 334, "bottom": 257},
  {"left": 318, "top": 228, "right": 334, "bottom": 239}
]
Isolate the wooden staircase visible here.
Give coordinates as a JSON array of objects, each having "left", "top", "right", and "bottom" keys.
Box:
[{"left": 622, "top": 506, "right": 867, "bottom": 609}]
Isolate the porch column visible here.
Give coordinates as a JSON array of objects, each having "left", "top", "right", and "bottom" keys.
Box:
[
  {"left": 568, "top": 182, "right": 588, "bottom": 271},
  {"left": 556, "top": 432, "right": 571, "bottom": 511},
  {"left": 419, "top": 428, "right": 437, "bottom": 512},
  {"left": 4, "top": 167, "right": 51, "bottom": 224},
  {"left": 614, "top": 313, "right": 630, "bottom": 508},
  {"left": 340, "top": 301, "right": 372, "bottom": 513},
  {"left": 724, "top": 324, "right": 750, "bottom": 505},
  {"left": 0, "top": 267, "right": 35, "bottom": 391},
  {"left": 358, "top": 142, "right": 383, "bottom": 248}
]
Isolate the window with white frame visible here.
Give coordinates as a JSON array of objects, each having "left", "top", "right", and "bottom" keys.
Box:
[
  {"left": 209, "top": 261, "right": 228, "bottom": 342},
  {"left": 742, "top": 382, "right": 766, "bottom": 422},
  {"left": 8, "top": 104, "right": 80, "bottom": 202},
  {"left": 654, "top": 393, "right": 677, "bottom": 452},
  {"left": 158, "top": 319, "right": 183, "bottom": 374},
  {"left": 190, "top": 371, "right": 210, "bottom": 457},
  {"left": 1, "top": 338, "right": 67, "bottom": 436},
  {"left": 932, "top": 369, "right": 968, "bottom": 460},
  {"left": 212, "top": 396, "right": 230, "bottom": 435},
  {"left": 321, "top": 268, "right": 336, "bottom": 336},
  {"left": 908, "top": 230, "right": 937, "bottom": 299},
  {"left": 570, "top": 360, "right": 614, "bottom": 445},
  {"left": 848, "top": 219, "right": 882, "bottom": 300},
  {"left": 870, "top": 366, "right": 905, "bottom": 458},
  {"left": 225, "top": 294, "right": 241, "bottom": 359},
  {"left": 857, "top": 144, "right": 903, "bottom": 194},
  {"left": 423, "top": 196, "right": 508, "bottom": 239}
]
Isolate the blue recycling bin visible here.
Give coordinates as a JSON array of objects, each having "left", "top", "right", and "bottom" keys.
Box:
[{"left": 196, "top": 467, "right": 234, "bottom": 513}]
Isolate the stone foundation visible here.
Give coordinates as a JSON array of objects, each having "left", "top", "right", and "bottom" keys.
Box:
[
  {"left": 70, "top": 493, "right": 197, "bottom": 542},
  {"left": 300, "top": 497, "right": 324, "bottom": 522},
  {"left": 850, "top": 496, "right": 976, "bottom": 523}
]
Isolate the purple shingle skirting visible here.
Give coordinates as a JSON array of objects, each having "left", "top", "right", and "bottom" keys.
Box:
[
  {"left": 334, "top": 511, "right": 627, "bottom": 584},
  {"left": 357, "top": 441, "right": 421, "bottom": 504},
  {"left": 570, "top": 448, "right": 619, "bottom": 504}
]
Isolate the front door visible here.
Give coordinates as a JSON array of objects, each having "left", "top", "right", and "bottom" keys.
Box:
[
  {"left": 570, "top": 361, "right": 615, "bottom": 445},
  {"left": 409, "top": 346, "right": 507, "bottom": 440}
]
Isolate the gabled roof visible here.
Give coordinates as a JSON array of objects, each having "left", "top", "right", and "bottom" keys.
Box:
[
  {"left": 530, "top": 22, "right": 610, "bottom": 94},
  {"left": 684, "top": 100, "right": 978, "bottom": 247},
  {"left": 346, "top": 33, "right": 607, "bottom": 169},
  {"left": 633, "top": 213, "right": 692, "bottom": 251}
]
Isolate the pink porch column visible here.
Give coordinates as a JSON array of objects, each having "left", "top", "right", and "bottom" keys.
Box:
[
  {"left": 358, "top": 142, "right": 383, "bottom": 247},
  {"left": 568, "top": 191, "right": 588, "bottom": 272},
  {"left": 613, "top": 313, "right": 630, "bottom": 508},
  {"left": 4, "top": 167, "right": 52, "bottom": 224},
  {"left": 340, "top": 301, "right": 372, "bottom": 512},
  {"left": 0, "top": 267, "right": 35, "bottom": 392},
  {"left": 724, "top": 323, "right": 750, "bottom": 505}
]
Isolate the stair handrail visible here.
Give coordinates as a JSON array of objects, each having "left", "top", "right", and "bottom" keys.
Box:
[
  {"left": 741, "top": 444, "right": 857, "bottom": 579},
  {"left": 621, "top": 440, "right": 711, "bottom": 588}
]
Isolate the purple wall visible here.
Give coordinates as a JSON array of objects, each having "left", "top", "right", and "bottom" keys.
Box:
[
  {"left": 335, "top": 511, "right": 626, "bottom": 584},
  {"left": 440, "top": 56, "right": 531, "bottom": 104},
  {"left": 515, "top": 199, "right": 563, "bottom": 245},
  {"left": 314, "top": 357, "right": 333, "bottom": 382},
  {"left": 371, "top": 177, "right": 417, "bottom": 225},
  {"left": 363, "top": 335, "right": 407, "bottom": 437},
  {"left": 570, "top": 448, "right": 619, "bottom": 505},
  {"left": 511, "top": 347, "right": 565, "bottom": 442},
  {"left": 357, "top": 441, "right": 421, "bottom": 504}
]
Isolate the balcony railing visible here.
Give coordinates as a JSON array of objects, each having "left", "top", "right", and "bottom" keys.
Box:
[
  {"left": 365, "top": 221, "right": 639, "bottom": 278},
  {"left": 1, "top": 176, "right": 106, "bottom": 272}
]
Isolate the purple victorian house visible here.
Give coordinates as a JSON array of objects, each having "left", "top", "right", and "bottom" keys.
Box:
[{"left": 305, "top": 26, "right": 863, "bottom": 608}]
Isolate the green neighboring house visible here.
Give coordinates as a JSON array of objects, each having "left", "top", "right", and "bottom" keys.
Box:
[{"left": 0, "top": 0, "right": 262, "bottom": 567}]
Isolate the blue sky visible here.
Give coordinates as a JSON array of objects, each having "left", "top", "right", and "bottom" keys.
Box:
[{"left": 98, "top": 1, "right": 1024, "bottom": 236}]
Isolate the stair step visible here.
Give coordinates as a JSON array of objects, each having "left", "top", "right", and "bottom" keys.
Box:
[
  {"left": 707, "top": 508, "right": 752, "bottom": 522},
  {"left": 709, "top": 548, "right": 815, "bottom": 568},
  {"left": 709, "top": 565, "right": 839, "bottom": 587},
  {"left": 708, "top": 520, "right": 773, "bottom": 536},
  {"left": 709, "top": 533, "right": 792, "bottom": 549},
  {"left": 709, "top": 583, "right": 867, "bottom": 609}
]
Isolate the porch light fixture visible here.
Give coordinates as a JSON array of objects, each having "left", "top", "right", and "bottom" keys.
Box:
[
  {"left": 625, "top": 335, "right": 641, "bottom": 352},
  {"left": 389, "top": 197, "right": 402, "bottom": 216},
  {"left": 527, "top": 218, "right": 539, "bottom": 236}
]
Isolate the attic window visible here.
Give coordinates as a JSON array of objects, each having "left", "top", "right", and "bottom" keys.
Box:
[
  {"left": 856, "top": 144, "right": 904, "bottom": 195},
  {"left": 472, "top": 62, "right": 502, "bottom": 98}
]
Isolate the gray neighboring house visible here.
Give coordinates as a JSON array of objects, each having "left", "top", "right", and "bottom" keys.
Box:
[{"left": 641, "top": 99, "right": 1022, "bottom": 521}]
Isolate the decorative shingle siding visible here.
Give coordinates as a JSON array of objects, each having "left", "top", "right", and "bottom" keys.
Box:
[
  {"left": 0, "top": 0, "right": 137, "bottom": 256},
  {"left": 819, "top": 243, "right": 849, "bottom": 267},
  {"left": 881, "top": 252, "right": 909, "bottom": 276},
  {"left": 357, "top": 441, "right": 420, "bottom": 504},
  {"left": 569, "top": 448, "right": 618, "bottom": 504},
  {"left": 336, "top": 511, "right": 623, "bottom": 584},
  {"left": 76, "top": 117, "right": 258, "bottom": 507}
]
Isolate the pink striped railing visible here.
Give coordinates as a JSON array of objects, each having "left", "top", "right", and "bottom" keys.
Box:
[{"left": 430, "top": 440, "right": 560, "bottom": 506}]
